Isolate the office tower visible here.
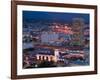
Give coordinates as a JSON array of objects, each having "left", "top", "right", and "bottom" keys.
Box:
[{"left": 72, "top": 18, "right": 84, "bottom": 46}]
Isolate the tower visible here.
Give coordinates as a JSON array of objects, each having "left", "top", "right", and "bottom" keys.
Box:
[
  {"left": 72, "top": 18, "right": 84, "bottom": 46},
  {"left": 54, "top": 49, "right": 59, "bottom": 62}
]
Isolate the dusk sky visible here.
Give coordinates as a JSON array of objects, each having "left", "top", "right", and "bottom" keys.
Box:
[{"left": 23, "top": 11, "right": 90, "bottom": 24}]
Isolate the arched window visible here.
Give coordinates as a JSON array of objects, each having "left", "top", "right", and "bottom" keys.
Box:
[
  {"left": 42, "top": 56, "right": 45, "bottom": 60},
  {"left": 39, "top": 56, "right": 41, "bottom": 60},
  {"left": 46, "top": 57, "right": 48, "bottom": 61}
]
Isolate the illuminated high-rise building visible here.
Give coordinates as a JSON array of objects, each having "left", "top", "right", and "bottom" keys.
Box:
[{"left": 72, "top": 18, "right": 84, "bottom": 46}]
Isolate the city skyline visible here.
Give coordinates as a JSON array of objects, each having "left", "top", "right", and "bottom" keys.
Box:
[{"left": 22, "top": 10, "right": 90, "bottom": 68}]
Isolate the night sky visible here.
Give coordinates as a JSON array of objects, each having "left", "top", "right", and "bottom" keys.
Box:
[{"left": 23, "top": 11, "right": 90, "bottom": 24}]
